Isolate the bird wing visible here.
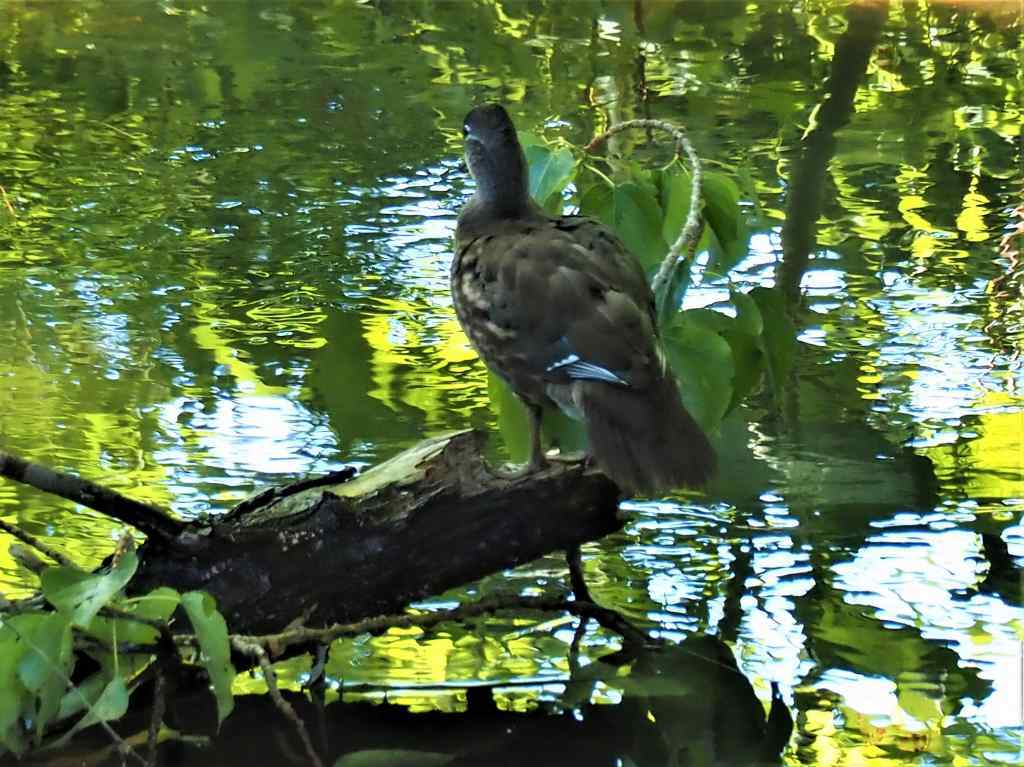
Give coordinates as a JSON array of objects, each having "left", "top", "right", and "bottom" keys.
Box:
[{"left": 456, "top": 216, "right": 662, "bottom": 392}]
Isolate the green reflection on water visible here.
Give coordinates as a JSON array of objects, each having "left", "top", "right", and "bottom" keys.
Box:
[{"left": 0, "top": 1, "right": 1022, "bottom": 764}]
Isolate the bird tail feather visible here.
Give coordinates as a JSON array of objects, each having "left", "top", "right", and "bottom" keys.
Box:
[{"left": 578, "top": 373, "right": 715, "bottom": 494}]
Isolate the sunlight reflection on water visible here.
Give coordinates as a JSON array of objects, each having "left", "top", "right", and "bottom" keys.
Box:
[{"left": 0, "top": 1, "right": 1022, "bottom": 764}]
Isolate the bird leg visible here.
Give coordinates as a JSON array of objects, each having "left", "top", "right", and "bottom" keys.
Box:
[
  {"left": 525, "top": 402, "right": 546, "bottom": 471},
  {"left": 492, "top": 402, "right": 547, "bottom": 480}
]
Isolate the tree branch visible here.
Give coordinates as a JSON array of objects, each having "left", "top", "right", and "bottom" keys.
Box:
[
  {"left": 205, "top": 595, "right": 652, "bottom": 661},
  {"left": 0, "top": 518, "right": 80, "bottom": 569},
  {"left": 585, "top": 118, "right": 704, "bottom": 312},
  {"left": 0, "top": 451, "right": 185, "bottom": 542},
  {"left": 231, "top": 637, "right": 325, "bottom": 767},
  {"left": 147, "top": 671, "right": 166, "bottom": 767}
]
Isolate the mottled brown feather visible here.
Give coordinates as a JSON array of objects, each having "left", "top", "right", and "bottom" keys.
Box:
[{"left": 453, "top": 104, "right": 715, "bottom": 493}]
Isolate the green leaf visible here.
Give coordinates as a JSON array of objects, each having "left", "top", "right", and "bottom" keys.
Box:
[
  {"left": 663, "top": 312, "right": 734, "bottom": 433},
  {"left": 181, "top": 591, "right": 236, "bottom": 727},
  {"left": 720, "top": 326, "right": 764, "bottom": 412},
  {"left": 572, "top": 163, "right": 612, "bottom": 202},
  {"left": 608, "top": 158, "right": 659, "bottom": 201},
  {"left": 85, "top": 586, "right": 180, "bottom": 646},
  {"left": 13, "top": 613, "right": 73, "bottom": 741},
  {"left": 730, "top": 289, "right": 763, "bottom": 336},
  {"left": 578, "top": 182, "right": 666, "bottom": 270},
  {"left": 749, "top": 287, "right": 797, "bottom": 405},
  {"left": 664, "top": 304, "right": 766, "bottom": 415},
  {"left": 677, "top": 307, "right": 730, "bottom": 334},
  {"left": 48, "top": 677, "right": 129, "bottom": 750},
  {"left": 660, "top": 168, "right": 694, "bottom": 246},
  {"left": 56, "top": 668, "right": 113, "bottom": 723},
  {"left": 721, "top": 290, "right": 767, "bottom": 411},
  {"left": 702, "top": 172, "right": 749, "bottom": 275},
  {"left": 524, "top": 143, "right": 575, "bottom": 211},
  {"left": 516, "top": 130, "right": 543, "bottom": 149},
  {"left": 72, "top": 676, "right": 128, "bottom": 729},
  {"left": 0, "top": 625, "right": 29, "bottom": 756},
  {"left": 334, "top": 750, "right": 454, "bottom": 767},
  {"left": 41, "top": 550, "right": 138, "bottom": 627}
]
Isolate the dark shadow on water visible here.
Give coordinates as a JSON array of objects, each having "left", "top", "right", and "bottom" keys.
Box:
[{"left": 48, "top": 637, "right": 792, "bottom": 767}]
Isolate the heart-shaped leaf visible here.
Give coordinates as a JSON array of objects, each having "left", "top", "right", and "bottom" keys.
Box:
[
  {"left": 702, "top": 172, "right": 749, "bottom": 275},
  {"left": 182, "top": 591, "right": 236, "bottom": 727},
  {"left": 749, "top": 287, "right": 796, "bottom": 404},
  {"left": 42, "top": 550, "right": 138, "bottom": 628},
  {"left": 663, "top": 312, "right": 734, "bottom": 433},
  {"left": 579, "top": 181, "right": 666, "bottom": 270},
  {"left": 524, "top": 143, "right": 576, "bottom": 211}
]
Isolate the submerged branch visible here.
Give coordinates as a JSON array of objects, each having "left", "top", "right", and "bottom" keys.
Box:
[
  {"left": 232, "top": 638, "right": 325, "bottom": 767},
  {"left": 0, "top": 518, "right": 80, "bottom": 569},
  {"left": 0, "top": 450, "right": 186, "bottom": 542},
  {"left": 210, "top": 595, "right": 652, "bottom": 660}
]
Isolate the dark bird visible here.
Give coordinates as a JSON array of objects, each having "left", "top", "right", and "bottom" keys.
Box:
[{"left": 451, "top": 104, "right": 715, "bottom": 494}]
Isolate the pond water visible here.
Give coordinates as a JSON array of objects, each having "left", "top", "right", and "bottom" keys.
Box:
[{"left": 1, "top": 0, "right": 1022, "bottom": 764}]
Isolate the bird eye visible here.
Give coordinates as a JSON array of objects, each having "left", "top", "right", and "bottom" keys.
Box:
[{"left": 462, "top": 124, "right": 469, "bottom": 137}]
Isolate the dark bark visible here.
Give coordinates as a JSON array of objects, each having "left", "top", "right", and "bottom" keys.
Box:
[{"left": 127, "top": 431, "right": 622, "bottom": 634}]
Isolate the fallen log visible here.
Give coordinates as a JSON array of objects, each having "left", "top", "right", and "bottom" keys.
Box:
[{"left": 2, "top": 431, "right": 623, "bottom": 635}]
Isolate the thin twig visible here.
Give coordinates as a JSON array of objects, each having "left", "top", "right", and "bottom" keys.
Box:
[
  {"left": 0, "top": 593, "right": 47, "bottom": 614},
  {"left": 0, "top": 518, "right": 80, "bottom": 569},
  {"left": 100, "top": 603, "right": 173, "bottom": 636},
  {"left": 195, "top": 596, "right": 651, "bottom": 659},
  {"left": 304, "top": 643, "right": 331, "bottom": 757},
  {"left": 0, "top": 451, "right": 185, "bottom": 542},
  {"left": 9, "top": 543, "right": 50, "bottom": 574},
  {"left": 0, "top": 184, "right": 15, "bottom": 217},
  {"left": 585, "top": 118, "right": 704, "bottom": 310},
  {"left": 147, "top": 670, "right": 166, "bottom": 767},
  {"left": 75, "top": 637, "right": 160, "bottom": 659},
  {"left": 95, "top": 120, "right": 141, "bottom": 142},
  {"left": 231, "top": 638, "right": 324, "bottom": 767},
  {"left": 568, "top": 616, "right": 589, "bottom": 675},
  {"left": 303, "top": 643, "right": 329, "bottom": 691},
  {"left": 7, "top": 624, "right": 148, "bottom": 765},
  {"left": 88, "top": 728, "right": 211, "bottom": 767}
]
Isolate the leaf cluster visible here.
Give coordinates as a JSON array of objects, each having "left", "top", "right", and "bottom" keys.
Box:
[{"left": 0, "top": 548, "right": 236, "bottom": 758}]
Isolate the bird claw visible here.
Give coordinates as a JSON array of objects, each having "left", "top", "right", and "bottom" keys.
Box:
[
  {"left": 547, "top": 450, "right": 589, "bottom": 466},
  {"left": 489, "top": 451, "right": 590, "bottom": 480},
  {"left": 489, "top": 455, "right": 548, "bottom": 480}
]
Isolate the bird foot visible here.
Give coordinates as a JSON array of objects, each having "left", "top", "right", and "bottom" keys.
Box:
[
  {"left": 489, "top": 451, "right": 590, "bottom": 480},
  {"left": 489, "top": 455, "right": 548, "bottom": 480},
  {"left": 546, "top": 450, "right": 589, "bottom": 466}
]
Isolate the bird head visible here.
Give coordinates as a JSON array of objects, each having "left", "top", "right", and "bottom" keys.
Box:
[{"left": 461, "top": 104, "right": 526, "bottom": 205}]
